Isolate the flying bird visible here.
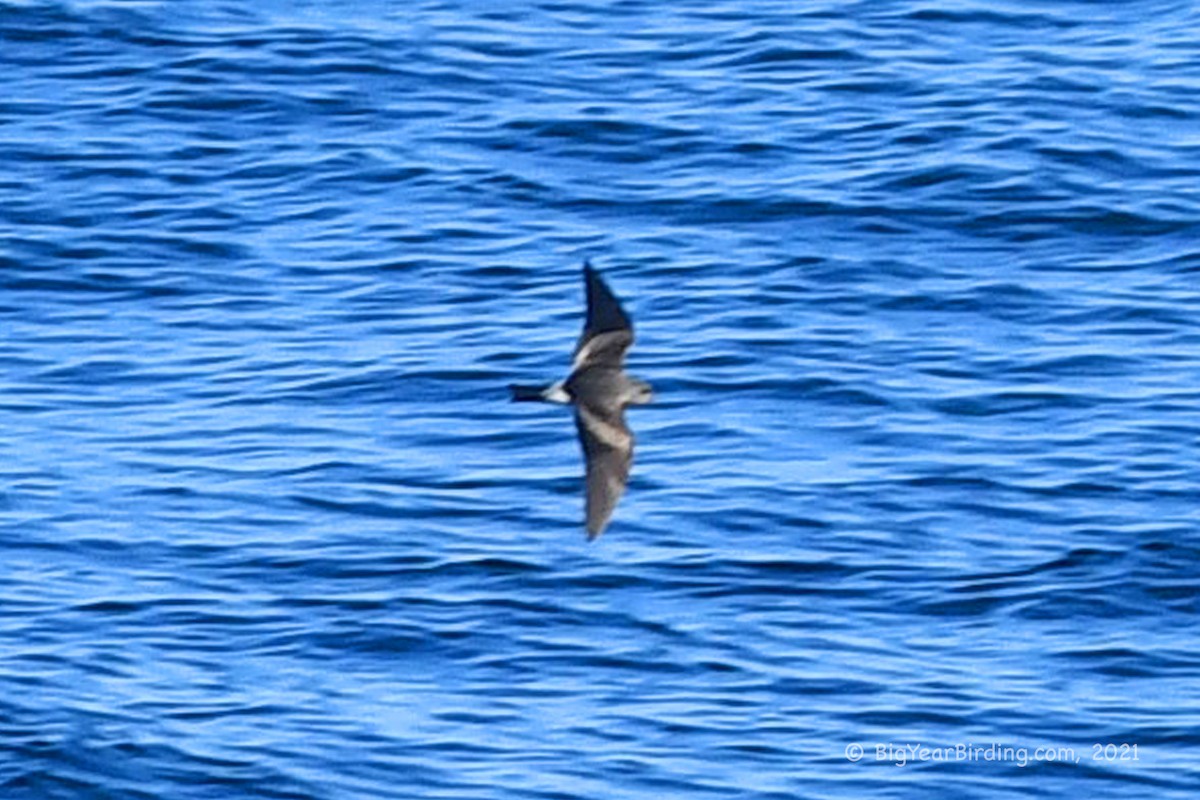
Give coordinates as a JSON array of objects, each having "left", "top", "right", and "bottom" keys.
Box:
[{"left": 511, "top": 261, "right": 653, "bottom": 540}]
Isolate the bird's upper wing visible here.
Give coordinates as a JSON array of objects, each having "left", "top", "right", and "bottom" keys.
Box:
[
  {"left": 573, "top": 261, "right": 634, "bottom": 370},
  {"left": 574, "top": 404, "right": 634, "bottom": 540}
]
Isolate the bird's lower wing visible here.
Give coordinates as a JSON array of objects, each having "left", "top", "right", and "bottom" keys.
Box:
[{"left": 574, "top": 406, "right": 633, "bottom": 540}]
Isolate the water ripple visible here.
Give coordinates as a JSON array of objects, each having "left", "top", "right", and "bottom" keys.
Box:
[{"left": 2, "top": 0, "right": 1200, "bottom": 798}]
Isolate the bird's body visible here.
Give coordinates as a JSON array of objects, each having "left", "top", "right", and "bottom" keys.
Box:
[{"left": 510, "top": 262, "right": 652, "bottom": 540}]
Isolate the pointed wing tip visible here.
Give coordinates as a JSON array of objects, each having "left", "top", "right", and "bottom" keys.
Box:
[
  {"left": 585, "top": 507, "right": 607, "bottom": 541},
  {"left": 579, "top": 260, "right": 633, "bottom": 339}
]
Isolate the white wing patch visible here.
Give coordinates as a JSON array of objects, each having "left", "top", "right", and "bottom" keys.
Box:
[
  {"left": 577, "top": 405, "right": 632, "bottom": 451},
  {"left": 573, "top": 330, "right": 633, "bottom": 369}
]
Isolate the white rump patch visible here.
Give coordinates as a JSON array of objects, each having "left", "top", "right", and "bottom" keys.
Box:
[{"left": 542, "top": 382, "right": 571, "bottom": 404}]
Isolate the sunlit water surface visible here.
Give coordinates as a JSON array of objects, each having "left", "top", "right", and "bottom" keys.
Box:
[{"left": 2, "top": 1, "right": 1199, "bottom": 797}]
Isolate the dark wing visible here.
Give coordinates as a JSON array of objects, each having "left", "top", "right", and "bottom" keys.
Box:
[
  {"left": 573, "top": 261, "right": 634, "bottom": 370},
  {"left": 574, "top": 404, "right": 634, "bottom": 541}
]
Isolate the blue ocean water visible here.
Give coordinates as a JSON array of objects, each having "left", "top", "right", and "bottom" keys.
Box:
[{"left": 2, "top": 0, "right": 1199, "bottom": 797}]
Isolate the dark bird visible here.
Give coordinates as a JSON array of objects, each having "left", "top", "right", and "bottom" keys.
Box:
[{"left": 511, "top": 261, "right": 653, "bottom": 540}]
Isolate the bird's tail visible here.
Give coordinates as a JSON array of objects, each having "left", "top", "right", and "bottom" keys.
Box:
[
  {"left": 510, "top": 383, "right": 553, "bottom": 402},
  {"left": 509, "top": 382, "right": 571, "bottom": 403}
]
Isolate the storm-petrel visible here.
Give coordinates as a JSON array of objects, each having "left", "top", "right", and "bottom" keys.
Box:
[{"left": 510, "top": 261, "right": 653, "bottom": 540}]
